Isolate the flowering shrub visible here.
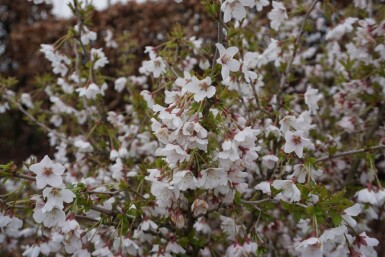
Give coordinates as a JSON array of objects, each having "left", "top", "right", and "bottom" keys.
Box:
[{"left": 1, "top": 0, "right": 385, "bottom": 256}]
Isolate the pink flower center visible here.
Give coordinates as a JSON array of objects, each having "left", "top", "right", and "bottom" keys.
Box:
[
  {"left": 291, "top": 135, "right": 302, "bottom": 145},
  {"left": 43, "top": 167, "right": 53, "bottom": 176},
  {"left": 199, "top": 82, "right": 210, "bottom": 90},
  {"left": 221, "top": 55, "right": 231, "bottom": 64}
]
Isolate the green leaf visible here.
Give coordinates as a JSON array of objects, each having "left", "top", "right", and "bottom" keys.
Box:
[
  {"left": 331, "top": 213, "right": 342, "bottom": 226},
  {"left": 1, "top": 177, "right": 9, "bottom": 184}
]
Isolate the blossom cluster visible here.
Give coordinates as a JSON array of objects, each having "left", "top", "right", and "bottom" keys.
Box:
[{"left": 0, "top": 0, "right": 385, "bottom": 256}]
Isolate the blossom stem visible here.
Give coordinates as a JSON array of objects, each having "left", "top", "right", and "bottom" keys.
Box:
[
  {"left": 316, "top": 145, "right": 385, "bottom": 163},
  {"left": 313, "top": 215, "right": 319, "bottom": 237}
]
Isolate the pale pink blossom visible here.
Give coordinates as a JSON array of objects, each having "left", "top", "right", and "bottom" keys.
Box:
[
  {"left": 283, "top": 130, "right": 312, "bottom": 158},
  {"left": 267, "top": 1, "right": 288, "bottom": 31},
  {"left": 272, "top": 180, "right": 301, "bottom": 202},
  {"left": 305, "top": 87, "right": 323, "bottom": 113},
  {"left": 29, "top": 155, "right": 65, "bottom": 189},
  {"left": 185, "top": 76, "right": 216, "bottom": 102},
  {"left": 42, "top": 185, "right": 75, "bottom": 211},
  {"left": 221, "top": 0, "right": 254, "bottom": 23},
  {"left": 216, "top": 43, "right": 241, "bottom": 80}
]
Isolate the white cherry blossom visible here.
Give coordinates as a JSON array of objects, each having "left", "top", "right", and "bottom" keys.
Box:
[
  {"left": 42, "top": 185, "right": 75, "bottom": 211},
  {"left": 272, "top": 179, "right": 301, "bottom": 202},
  {"left": 90, "top": 48, "right": 109, "bottom": 69},
  {"left": 29, "top": 155, "right": 65, "bottom": 189},
  {"left": 191, "top": 199, "right": 209, "bottom": 216},
  {"left": 76, "top": 83, "right": 100, "bottom": 100},
  {"left": 262, "top": 154, "right": 279, "bottom": 169},
  {"left": 341, "top": 203, "right": 361, "bottom": 227},
  {"left": 295, "top": 237, "right": 322, "bottom": 257},
  {"left": 74, "top": 25, "right": 97, "bottom": 45},
  {"left": 355, "top": 188, "right": 385, "bottom": 206},
  {"left": 171, "top": 170, "right": 198, "bottom": 191},
  {"left": 22, "top": 245, "right": 41, "bottom": 257},
  {"left": 0, "top": 213, "right": 11, "bottom": 228},
  {"left": 33, "top": 205, "right": 66, "bottom": 228},
  {"left": 255, "top": 0, "right": 269, "bottom": 11},
  {"left": 220, "top": 215, "right": 245, "bottom": 240},
  {"left": 255, "top": 181, "right": 271, "bottom": 195},
  {"left": 21, "top": 93, "right": 34, "bottom": 109},
  {"left": 155, "top": 144, "right": 189, "bottom": 167},
  {"left": 326, "top": 18, "right": 358, "bottom": 40},
  {"left": 140, "top": 52, "right": 166, "bottom": 78},
  {"left": 221, "top": 0, "right": 254, "bottom": 23},
  {"left": 193, "top": 217, "right": 212, "bottom": 234},
  {"left": 166, "top": 241, "right": 186, "bottom": 255},
  {"left": 283, "top": 130, "right": 312, "bottom": 158},
  {"left": 118, "top": 237, "right": 140, "bottom": 256},
  {"left": 288, "top": 164, "right": 322, "bottom": 183},
  {"left": 216, "top": 43, "right": 241, "bottom": 80},
  {"left": 305, "top": 87, "right": 323, "bottom": 113},
  {"left": 140, "top": 218, "right": 158, "bottom": 231},
  {"left": 199, "top": 168, "right": 228, "bottom": 189},
  {"left": 185, "top": 76, "right": 216, "bottom": 102},
  {"left": 114, "top": 77, "right": 127, "bottom": 92},
  {"left": 241, "top": 52, "right": 259, "bottom": 83},
  {"left": 74, "top": 138, "right": 94, "bottom": 152},
  {"left": 267, "top": 1, "right": 288, "bottom": 31},
  {"left": 40, "top": 44, "right": 71, "bottom": 76}
]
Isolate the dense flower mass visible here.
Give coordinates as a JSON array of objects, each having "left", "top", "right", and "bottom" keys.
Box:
[{"left": 0, "top": 0, "right": 385, "bottom": 256}]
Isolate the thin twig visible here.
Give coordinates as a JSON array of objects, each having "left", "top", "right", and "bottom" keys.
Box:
[
  {"left": 0, "top": 199, "right": 28, "bottom": 210},
  {"left": 211, "top": 5, "right": 225, "bottom": 72},
  {"left": 5, "top": 95, "right": 51, "bottom": 134},
  {"left": 203, "top": 3, "right": 225, "bottom": 117},
  {"left": 74, "top": 0, "right": 90, "bottom": 63},
  {"left": 89, "top": 205, "right": 115, "bottom": 216},
  {"left": 75, "top": 214, "right": 100, "bottom": 223},
  {"left": 87, "top": 186, "right": 146, "bottom": 200},
  {"left": 316, "top": 145, "right": 385, "bottom": 163},
  {"left": 276, "top": 0, "right": 320, "bottom": 118},
  {"left": 241, "top": 198, "right": 272, "bottom": 205},
  {"left": 0, "top": 169, "right": 36, "bottom": 181},
  {"left": 250, "top": 81, "right": 272, "bottom": 117},
  {"left": 12, "top": 173, "right": 36, "bottom": 181},
  {"left": 242, "top": 198, "right": 308, "bottom": 208},
  {"left": 87, "top": 190, "right": 120, "bottom": 195},
  {"left": 3, "top": 94, "right": 68, "bottom": 143}
]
